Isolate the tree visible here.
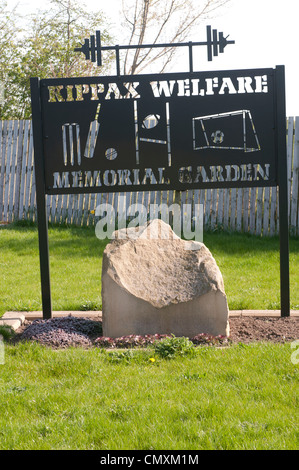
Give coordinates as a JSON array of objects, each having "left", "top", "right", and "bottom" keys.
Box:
[
  {"left": 1, "top": 0, "right": 113, "bottom": 119},
  {"left": 0, "top": 0, "right": 19, "bottom": 113},
  {"left": 0, "top": 1, "right": 17, "bottom": 72},
  {"left": 121, "top": 0, "right": 231, "bottom": 75}
]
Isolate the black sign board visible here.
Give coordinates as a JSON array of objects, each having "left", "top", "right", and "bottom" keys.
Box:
[
  {"left": 39, "top": 68, "right": 277, "bottom": 194},
  {"left": 31, "top": 60, "right": 289, "bottom": 320}
]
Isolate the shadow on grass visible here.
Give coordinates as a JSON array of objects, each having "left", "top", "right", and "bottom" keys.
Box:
[
  {"left": 0, "top": 222, "right": 108, "bottom": 258},
  {"left": 1, "top": 222, "right": 298, "bottom": 258},
  {"left": 203, "top": 229, "right": 299, "bottom": 255}
]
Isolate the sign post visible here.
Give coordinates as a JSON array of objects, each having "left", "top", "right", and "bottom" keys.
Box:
[
  {"left": 275, "top": 66, "right": 290, "bottom": 317},
  {"left": 30, "top": 26, "right": 290, "bottom": 320},
  {"left": 30, "top": 77, "right": 52, "bottom": 318}
]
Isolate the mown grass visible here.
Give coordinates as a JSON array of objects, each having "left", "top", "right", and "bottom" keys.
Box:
[
  {"left": 0, "top": 341, "right": 298, "bottom": 450},
  {"left": 0, "top": 222, "right": 298, "bottom": 315},
  {"left": 0, "top": 222, "right": 298, "bottom": 450},
  {"left": 0, "top": 222, "right": 106, "bottom": 315}
]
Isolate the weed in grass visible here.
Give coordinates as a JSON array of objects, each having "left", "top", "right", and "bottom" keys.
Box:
[
  {"left": 181, "top": 372, "right": 207, "bottom": 381},
  {"left": 0, "top": 325, "right": 15, "bottom": 341},
  {"left": 106, "top": 349, "right": 137, "bottom": 364},
  {"left": 79, "top": 300, "right": 101, "bottom": 311},
  {"left": 7, "top": 385, "right": 27, "bottom": 394},
  {"left": 105, "top": 349, "right": 157, "bottom": 366},
  {"left": 153, "top": 335, "right": 195, "bottom": 359}
]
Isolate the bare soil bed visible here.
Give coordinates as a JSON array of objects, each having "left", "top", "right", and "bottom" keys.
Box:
[
  {"left": 228, "top": 316, "right": 299, "bottom": 344},
  {"left": 11, "top": 315, "right": 299, "bottom": 349}
]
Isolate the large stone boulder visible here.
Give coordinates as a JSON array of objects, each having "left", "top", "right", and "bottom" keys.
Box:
[{"left": 101, "top": 219, "right": 229, "bottom": 338}]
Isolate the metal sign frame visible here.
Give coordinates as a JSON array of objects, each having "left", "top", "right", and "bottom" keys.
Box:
[{"left": 30, "top": 31, "right": 289, "bottom": 321}]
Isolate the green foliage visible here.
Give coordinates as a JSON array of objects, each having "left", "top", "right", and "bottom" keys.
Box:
[
  {"left": 106, "top": 349, "right": 140, "bottom": 364},
  {"left": 153, "top": 334, "right": 195, "bottom": 359},
  {"left": 79, "top": 300, "right": 101, "bottom": 311},
  {"left": 0, "top": 0, "right": 114, "bottom": 119},
  {"left": 0, "top": 325, "right": 14, "bottom": 341}
]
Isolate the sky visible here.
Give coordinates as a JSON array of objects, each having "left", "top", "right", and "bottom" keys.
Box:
[{"left": 6, "top": 0, "right": 299, "bottom": 116}]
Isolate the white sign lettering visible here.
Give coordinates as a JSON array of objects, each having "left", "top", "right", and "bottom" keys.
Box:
[{"left": 48, "top": 75, "right": 269, "bottom": 102}]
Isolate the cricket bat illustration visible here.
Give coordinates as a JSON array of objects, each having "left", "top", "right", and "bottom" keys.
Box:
[
  {"left": 62, "top": 104, "right": 101, "bottom": 166},
  {"left": 84, "top": 103, "right": 101, "bottom": 159}
]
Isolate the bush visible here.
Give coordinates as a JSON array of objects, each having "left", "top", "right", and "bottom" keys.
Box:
[{"left": 153, "top": 334, "right": 195, "bottom": 359}]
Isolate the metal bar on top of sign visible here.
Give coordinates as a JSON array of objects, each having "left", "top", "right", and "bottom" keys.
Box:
[{"left": 74, "top": 25, "right": 235, "bottom": 74}]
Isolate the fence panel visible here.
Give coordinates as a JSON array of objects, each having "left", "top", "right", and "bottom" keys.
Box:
[
  {"left": 0, "top": 118, "right": 299, "bottom": 236},
  {"left": 290, "top": 118, "right": 299, "bottom": 235}
]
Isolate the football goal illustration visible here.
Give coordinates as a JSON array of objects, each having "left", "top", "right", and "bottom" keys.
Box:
[{"left": 192, "top": 110, "right": 261, "bottom": 153}]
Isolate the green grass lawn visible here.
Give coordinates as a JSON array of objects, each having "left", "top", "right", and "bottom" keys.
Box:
[
  {"left": 0, "top": 222, "right": 298, "bottom": 450},
  {"left": 0, "top": 222, "right": 298, "bottom": 315},
  {"left": 0, "top": 341, "right": 298, "bottom": 450}
]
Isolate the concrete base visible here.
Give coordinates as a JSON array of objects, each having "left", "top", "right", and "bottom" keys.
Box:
[{"left": 0, "top": 312, "right": 26, "bottom": 331}]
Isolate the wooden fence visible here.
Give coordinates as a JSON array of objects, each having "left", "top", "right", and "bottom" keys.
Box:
[{"left": 0, "top": 118, "right": 299, "bottom": 236}]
